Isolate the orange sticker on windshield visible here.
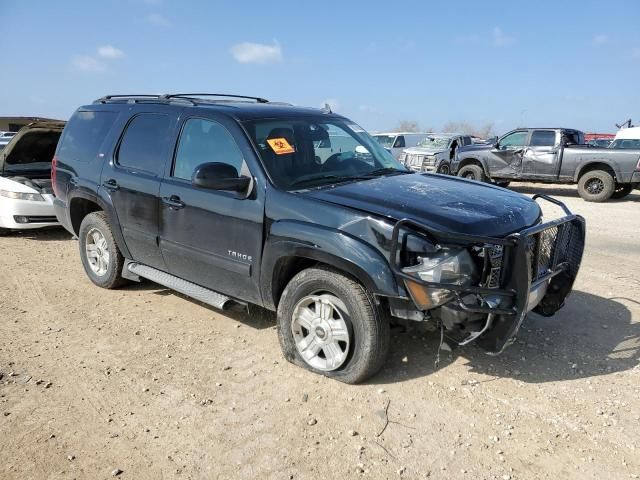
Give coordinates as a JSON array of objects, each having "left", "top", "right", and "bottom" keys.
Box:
[{"left": 267, "top": 138, "right": 295, "bottom": 155}]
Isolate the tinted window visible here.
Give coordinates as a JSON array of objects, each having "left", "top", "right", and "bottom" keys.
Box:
[
  {"left": 393, "top": 136, "right": 405, "bottom": 148},
  {"left": 530, "top": 130, "right": 556, "bottom": 147},
  {"left": 117, "top": 114, "right": 172, "bottom": 175},
  {"left": 173, "top": 118, "right": 244, "bottom": 181},
  {"left": 610, "top": 139, "right": 640, "bottom": 149},
  {"left": 499, "top": 131, "right": 527, "bottom": 149},
  {"left": 57, "top": 111, "right": 117, "bottom": 162}
]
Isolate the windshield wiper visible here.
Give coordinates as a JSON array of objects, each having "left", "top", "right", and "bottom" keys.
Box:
[
  {"left": 363, "top": 167, "right": 411, "bottom": 177},
  {"left": 289, "top": 174, "right": 374, "bottom": 190}
]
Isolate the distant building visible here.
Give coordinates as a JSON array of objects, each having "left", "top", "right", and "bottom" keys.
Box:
[{"left": 0, "top": 116, "right": 64, "bottom": 132}]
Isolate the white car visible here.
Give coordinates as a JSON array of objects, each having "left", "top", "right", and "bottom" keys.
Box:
[
  {"left": 0, "top": 121, "right": 65, "bottom": 234},
  {"left": 400, "top": 133, "right": 473, "bottom": 174},
  {"left": 372, "top": 132, "right": 430, "bottom": 159}
]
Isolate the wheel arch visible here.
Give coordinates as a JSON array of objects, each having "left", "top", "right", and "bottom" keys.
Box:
[
  {"left": 261, "top": 222, "right": 400, "bottom": 310},
  {"left": 575, "top": 161, "right": 619, "bottom": 182},
  {"left": 68, "top": 190, "right": 131, "bottom": 259}
]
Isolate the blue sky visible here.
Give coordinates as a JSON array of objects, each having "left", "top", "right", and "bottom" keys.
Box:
[{"left": 2, "top": 0, "right": 639, "bottom": 133}]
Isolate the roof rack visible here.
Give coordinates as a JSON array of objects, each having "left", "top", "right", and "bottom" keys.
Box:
[
  {"left": 93, "top": 93, "right": 270, "bottom": 106},
  {"left": 161, "top": 93, "right": 269, "bottom": 103}
]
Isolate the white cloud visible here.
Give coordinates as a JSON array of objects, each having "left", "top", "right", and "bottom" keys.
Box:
[
  {"left": 591, "top": 34, "right": 609, "bottom": 46},
  {"left": 321, "top": 98, "right": 340, "bottom": 112},
  {"left": 147, "top": 13, "right": 170, "bottom": 27},
  {"left": 230, "top": 41, "right": 283, "bottom": 64},
  {"left": 97, "top": 45, "right": 124, "bottom": 59},
  {"left": 492, "top": 27, "right": 515, "bottom": 47},
  {"left": 71, "top": 55, "right": 107, "bottom": 73}
]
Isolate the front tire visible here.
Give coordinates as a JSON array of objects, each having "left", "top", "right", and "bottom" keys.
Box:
[
  {"left": 436, "top": 163, "right": 451, "bottom": 175},
  {"left": 277, "top": 267, "right": 389, "bottom": 384},
  {"left": 577, "top": 170, "right": 615, "bottom": 202},
  {"left": 457, "top": 164, "right": 486, "bottom": 182},
  {"left": 611, "top": 184, "right": 633, "bottom": 199},
  {"left": 78, "top": 211, "right": 128, "bottom": 289}
]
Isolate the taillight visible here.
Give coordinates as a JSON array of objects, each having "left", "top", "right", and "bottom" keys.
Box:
[{"left": 51, "top": 155, "right": 58, "bottom": 196}]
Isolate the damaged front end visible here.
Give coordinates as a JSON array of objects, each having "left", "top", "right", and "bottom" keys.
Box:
[{"left": 389, "top": 195, "right": 585, "bottom": 354}]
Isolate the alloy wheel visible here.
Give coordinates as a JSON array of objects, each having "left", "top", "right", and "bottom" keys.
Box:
[
  {"left": 291, "top": 293, "right": 351, "bottom": 371},
  {"left": 85, "top": 228, "right": 110, "bottom": 276}
]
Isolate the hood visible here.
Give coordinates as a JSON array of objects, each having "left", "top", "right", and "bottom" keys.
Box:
[
  {"left": 404, "top": 146, "right": 447, "bottom": 155},
  {"left": 0, "top": 122, "right": 64, "bottom": 177},
  {"left": 302, "top": 173, "right": 541, "bottom": 237},
  {"left": 0, "top": 175, "right": 46, "bottom": 194}
]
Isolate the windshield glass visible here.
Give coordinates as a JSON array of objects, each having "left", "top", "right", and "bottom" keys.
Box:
[
  {"left": 417, "top": 136, "right": 451, "bottom": 149},
  {"left": 609, "top": 139, "right": 640, "bottom": 149},
  {"left": 372, "top": 135, "right": 396, "bottom": 148},
  {"left": 244, "top": 118, "right": 409, "bottom": 190}
]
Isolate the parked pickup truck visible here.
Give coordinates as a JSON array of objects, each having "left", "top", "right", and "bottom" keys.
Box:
[
  {"left": 53, "top": 95, "right": 585, "bottom": 383},
  {"left": 452, "top": 128, "right": 640, "bottom": 202}
]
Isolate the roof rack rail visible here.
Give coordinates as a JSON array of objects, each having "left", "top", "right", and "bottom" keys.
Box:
[
  {"left": 93, "top": 94, "right": 198, "bottom": 106},
  {"left": 161, "top": 93, "right": 269, "bottom": 103}
]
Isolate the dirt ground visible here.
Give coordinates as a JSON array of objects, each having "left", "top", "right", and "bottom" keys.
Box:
[{"left": 1, "top": 183, "right": 639, "bottom": 480}]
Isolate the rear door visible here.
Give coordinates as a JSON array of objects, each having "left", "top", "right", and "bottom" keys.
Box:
[
  {"left": 158, "top": 114, "right": 265, "bottom": 304},
  {"left": 487, "top": 130, "right": 528, "bottom": 178},
  {"left": 101, "top": 107, "right": 180, "bottom": 270},
  {"left": 522, "top": 129, "right": 559, "bottom": 178}
]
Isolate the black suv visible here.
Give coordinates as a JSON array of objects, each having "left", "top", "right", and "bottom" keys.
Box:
[{"left": 53, "top": 94, "right": 586, "bottom": 383}]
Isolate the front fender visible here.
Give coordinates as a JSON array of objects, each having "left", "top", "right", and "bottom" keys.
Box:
[{"left": 261, "top": 220, "right": 400, "bottom": 310}]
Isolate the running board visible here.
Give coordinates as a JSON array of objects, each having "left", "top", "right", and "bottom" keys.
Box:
[{"left": 127, "top": 262, "right": 230, "bottom": 310}]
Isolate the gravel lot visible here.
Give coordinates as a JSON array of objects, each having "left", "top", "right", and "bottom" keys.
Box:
[{"left": 1, "top": 183, "right": 639, "bottom": 480}]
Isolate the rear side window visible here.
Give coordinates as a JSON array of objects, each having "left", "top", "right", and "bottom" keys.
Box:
[
  {"left": 117, "top": 114, "right": 172, "bottom": 176},
  {"left": 57, "top": 111, "right": 117, "bottom": 162},
  {"left": 530, "top": 130, "right": 556, "bottom": 147},
  {"left": 172, "top": 118, "right": 244, "bottom": 180}
]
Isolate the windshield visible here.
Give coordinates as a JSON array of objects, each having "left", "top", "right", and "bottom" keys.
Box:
[
  {"left": 244, "top": 118, "right": 409, "bottom": 190},
  {"left": 609, "top": 139, "right": 640, "bottom": 149},
  {"left": 417, "top": 136, "right": 451, "bottom": 149},
  {"left": 372, "top": 135, "right": 396, "bottom": 148}
]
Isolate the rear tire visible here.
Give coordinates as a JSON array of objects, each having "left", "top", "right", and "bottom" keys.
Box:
[
  {"left": 611, "top": 184, "right": 633, "bottom": 199},
  {"left": 457, "top": 164, "right": 486, "bottom": 182},
  {"left": 277, "top": 267, "right": 389, "bottom": 384},
  {"left": 78, "top": 211, "right": 128, "bottom": 289},
  {"left": 577, "top": 170, "right": 615, "bottom": 202}
]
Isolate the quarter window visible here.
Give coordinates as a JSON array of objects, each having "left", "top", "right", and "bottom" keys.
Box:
[
  {"left": 499, "top": 131, "right": 527, "bottom": 150},
  {"left": 117, "top": 114, "right": 172, "bottom": 175},
  {"left": 58, "top": 110, "right": 118, "bottom": 163},
  {"left": 173, "top": 118, "right": 245, "bottom": 181},
  {"left": 530, "top": 130, "right": 556, "bottom": 147}
]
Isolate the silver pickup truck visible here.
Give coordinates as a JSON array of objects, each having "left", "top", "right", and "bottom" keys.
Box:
[{"left": 452, "top": 128, "right": 640, "bottom": 202}]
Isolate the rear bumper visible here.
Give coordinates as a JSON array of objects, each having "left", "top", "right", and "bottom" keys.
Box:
[{"left": 389, "top": 194, "right": 586, "bottom": 354}]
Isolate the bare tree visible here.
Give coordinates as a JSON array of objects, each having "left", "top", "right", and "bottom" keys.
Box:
[
  {"left": 442, "top": 121, "right": 495, "bottom": 138},
  {"left": 394, "top": 120, "right": 420, "bottom": 132}
]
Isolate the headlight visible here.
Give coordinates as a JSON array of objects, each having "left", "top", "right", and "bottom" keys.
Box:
[
  {"left": 402, "top": 248, "right": 477, "bottom": 309},
  {"left": 0, "top": 189, "right": 45, "bottom": 201}
]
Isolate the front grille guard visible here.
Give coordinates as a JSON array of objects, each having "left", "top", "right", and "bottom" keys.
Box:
[{"left": 389, "top": 194, "right": 586, "bottom": 353}]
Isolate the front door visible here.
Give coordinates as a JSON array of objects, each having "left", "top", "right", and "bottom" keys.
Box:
[
  {"left": 158, "top": 116, "right": 264, "bottom": 304},
  {"left": 101, "top": 109, "right": 179, "bottom": 270},
  {"left": 487, "top": 130, "right": 528, "bottom": 178},
  {"left": 522, "top": 129, "right": 559, "bottom": 179}
]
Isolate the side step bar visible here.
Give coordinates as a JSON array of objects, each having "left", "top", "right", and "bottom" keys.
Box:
[{"left": 127, "top": 262, "right": 231, "bottom": 310}]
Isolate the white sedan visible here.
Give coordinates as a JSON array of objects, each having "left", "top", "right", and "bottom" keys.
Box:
[
  {"left": 0, "top": 121, "right": 65, "bottom": 234},
  {"left": 0, "top": 175, "right": 58, "bottom": 233}
]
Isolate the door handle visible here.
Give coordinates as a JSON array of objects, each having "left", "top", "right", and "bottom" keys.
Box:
[
  {"left": 162, "top": 195, "right": 185, "bottom": 210},
  {"left": 102, "top": 178, "right": 119, "bottom": 191}
]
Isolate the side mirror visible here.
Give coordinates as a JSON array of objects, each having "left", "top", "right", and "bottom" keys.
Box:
[{"left": 192, "top": 162, "right": 252, "bottom": 193}]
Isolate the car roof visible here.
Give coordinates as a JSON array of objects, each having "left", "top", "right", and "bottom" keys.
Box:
[
  {"left": 372, "top": 132, "right": 429, "bottom": 136},
  {"left": 86, "top": 94, "right": 349, "bottom": 122}
]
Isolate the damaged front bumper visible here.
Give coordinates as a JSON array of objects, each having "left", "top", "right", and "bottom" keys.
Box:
[{"left": 389, "top": 194, "right": 586, "bottom": 354}]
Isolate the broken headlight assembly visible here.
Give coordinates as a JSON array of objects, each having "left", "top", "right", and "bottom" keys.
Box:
[
  {"left": 402, "top": 248, "right": 477, "bottom": 310},
  {"left": 0, "top": 189, "right": 45, "bottom": 202}
]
